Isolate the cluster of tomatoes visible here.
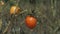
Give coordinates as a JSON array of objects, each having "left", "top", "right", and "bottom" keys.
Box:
[
  {"left": 10, "top": 6, "right": 37, "bottom": 29},
  {"left": 0, "top": 0, "right": 37, "bottom": 29}
]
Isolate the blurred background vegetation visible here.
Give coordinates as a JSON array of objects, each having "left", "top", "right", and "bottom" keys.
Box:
[{"left": 0, "top": 0, "right": 60, "bottom": 34}]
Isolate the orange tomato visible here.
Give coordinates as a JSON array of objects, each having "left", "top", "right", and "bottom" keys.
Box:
[
  {"left": 25, "top": 15, "right": 37, "bottom": 29},
  {"left": 10, "top": 6, "right": 20, "bottom": 15}
]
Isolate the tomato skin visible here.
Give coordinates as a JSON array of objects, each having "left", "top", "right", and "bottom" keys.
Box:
[
  {"left": 10, "top": 6, "right": 20, "bottom": 15},
  {"left": 25, "top": 15, "right": 37, "bottom": 29}
]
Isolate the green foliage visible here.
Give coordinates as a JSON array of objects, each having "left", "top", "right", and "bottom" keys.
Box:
[{"left": 0, "top": 0, "right": 60, "bottom": 34}]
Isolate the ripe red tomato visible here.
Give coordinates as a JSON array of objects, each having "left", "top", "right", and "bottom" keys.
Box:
[{"left": 25, "top": 15, "right": 37, "bottom": 29}]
